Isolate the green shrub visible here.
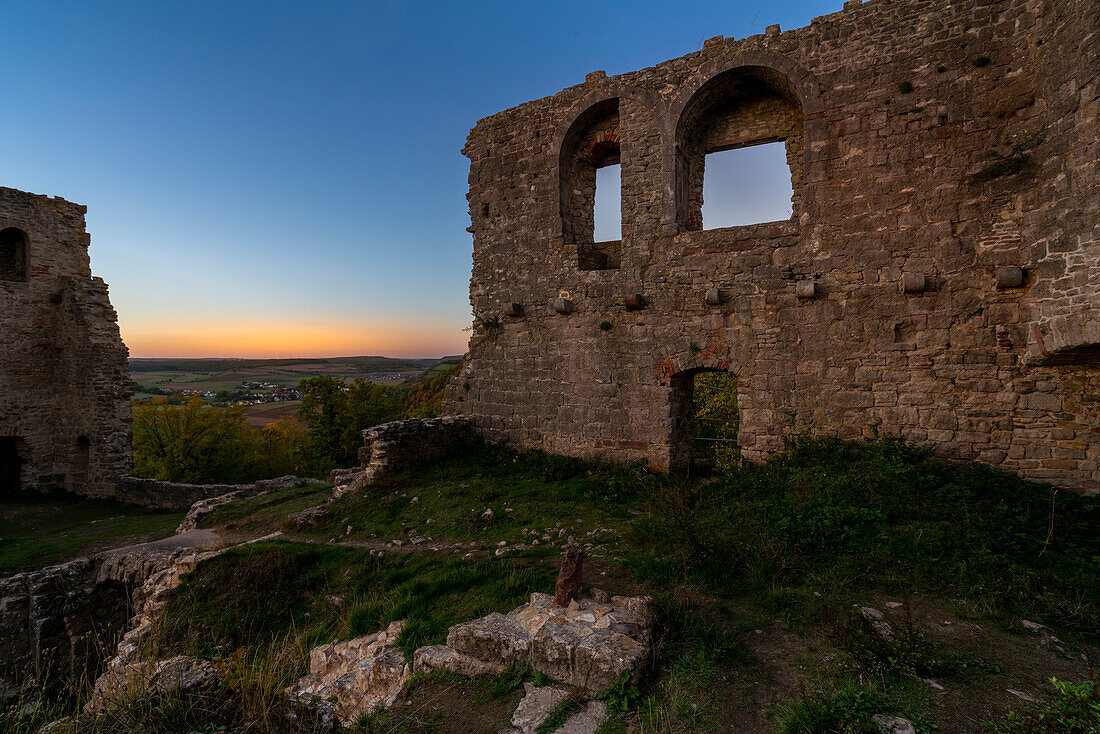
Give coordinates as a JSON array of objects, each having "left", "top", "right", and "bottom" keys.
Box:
[
  {"left": 776, "top": 687, "right": 888, "bottom": 734},
  {"left": 991, "top": 679, "right": 1100, "bottom": 733},
  {"left": 628, "top": 436, "right": 1100, "bottom": 636}
]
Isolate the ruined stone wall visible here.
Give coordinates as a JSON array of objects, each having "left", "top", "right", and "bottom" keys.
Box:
[
  {"left": 0, "top": 558, "right": 130, "bottom": 702},
  {"left": 447, "top": 0, "right": 1100, "bottom": 492},
  {"left": 0, "top": 187, "right": 132, "bottom": 497}
]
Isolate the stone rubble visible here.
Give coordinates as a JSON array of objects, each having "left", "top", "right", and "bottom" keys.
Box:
[
  {"left": 175, "top": 475, "right": 309, "bottom": 532},
  {"left": 291, "top": 591, "right": 653, "bottom": 729},
  {"left": 86, "top": 532, "right": 283, "bottom": 712},
  {"left": 872, "top": 714, "right": 917, "bottom": 734},
  {"left": 508, "top": 683, "right": 572, "bottom": 734},
  {"left": 427, "top": 591, "right": 654, "bottom": 692},
  {"left": 289, "top": 621, "right": 412, "bottom": 726},
  {"left": 87, "top": 656, "right": 219, "bottom": 712}
]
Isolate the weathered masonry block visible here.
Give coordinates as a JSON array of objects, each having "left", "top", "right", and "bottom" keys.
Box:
[
  {"left": 446, "top": 0, "right": 1100, "bottom": 492},
  {"left": 0, "top": 187, "right": 132, "bottom": 498}
]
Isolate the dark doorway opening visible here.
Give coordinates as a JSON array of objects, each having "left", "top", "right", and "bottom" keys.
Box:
[
  {"left": 1, "top": 437, "right": 26, "bottom": 494},
  {"left": 671, "top": 369, "right": 740, "bottom": 472}
]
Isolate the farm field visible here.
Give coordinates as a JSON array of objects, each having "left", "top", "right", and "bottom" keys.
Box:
[
  {"left": 130, "top": 355, "right": 460, "bottom": 395},
  {"left": 244, "top": 400, "right": 302, "bottom": 427}
]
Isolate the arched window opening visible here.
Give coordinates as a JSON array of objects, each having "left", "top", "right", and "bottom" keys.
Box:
[
  {"left": 69, "top": 436, "right": 91, "bottom": 492},
  {"left": 1, "top": 437, "right": 27, "bottom": 495},
  {"left": 593, "top": 163, "right": 621, "bottom": 243},
  {"left": 670, "top": 369, "right": 740, "bottom": 472},
  {"left": 676, "top": 67, "right": 803, "bottom": 232},
  {"left": 0, "top": 227, "right": 28, "bottom": 282},
  {"left": 560, "top": 99, "right": 622, "bottom": 270},
  {"left": 702, "top": 141, "right": 793, "bottom": 228}
]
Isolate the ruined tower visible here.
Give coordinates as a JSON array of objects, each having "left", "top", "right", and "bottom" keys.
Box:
[
  {"left": 0, "top": 187, "right": 132, "bottom": 497},
  {"left": 448, "top": 0, "right": 1100, "bottom": 492}
]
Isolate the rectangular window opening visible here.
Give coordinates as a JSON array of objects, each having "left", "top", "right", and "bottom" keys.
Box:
[
  {"left": 702, "top": 141, "right": 793, "bottom": 229},
  {"left": 593, "top": 163, "right": 621, "bottom": 243}
]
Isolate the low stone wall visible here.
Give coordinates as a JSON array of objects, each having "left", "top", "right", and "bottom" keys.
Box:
[
  {"left": 112, "top": 474, "right": 308, "bottom": 511},
  {"left": 332, "top": 417, "right": 474, "bottom": 499}
]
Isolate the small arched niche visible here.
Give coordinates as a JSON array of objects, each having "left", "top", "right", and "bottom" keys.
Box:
[
  {"left": 675, "top": 66, "right": 804, "bottom": 232},
  {"left": 559, "top": 99, "right": 622, "bottom": 270},
  {"left": 69, "top": 436, "right": 91, "bottom": 493},
  {"left": 0, "top": 227, "right": 28, "bottom": 282}
]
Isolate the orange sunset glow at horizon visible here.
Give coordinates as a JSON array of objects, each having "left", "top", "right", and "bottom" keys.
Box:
[{"left": 121, "top": 317, "right": 470, "bottom": 360}]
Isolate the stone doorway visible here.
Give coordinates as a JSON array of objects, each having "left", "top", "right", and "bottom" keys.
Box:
[
  {"left": 1, "top": 437, "right": 26, "bottom": 494},
  {"left": 670, "top": 369, "right": 740, "bottom": 472}
]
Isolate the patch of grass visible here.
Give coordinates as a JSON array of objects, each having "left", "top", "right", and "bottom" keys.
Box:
[
  {"left": 27, "top": 638, "right": 329, "bottom": 733},
  {"left": 536, "top": 692, "right": 585, "bottom": 734},
  {"left": 775, "top": 686, "right": 890, "bottom": 734},
  {"left": 988, "top": 678, "right": 1100, "bottom": 732},
  {"left": 626, "top": 599, "right": 744, "bottom": 733},
  {"left": 147, "top": 540, "right": 552, "bottom": 662},
  {"left": 835, "top": 607, "right": 999, "bottom": 683},
  {"left": 198, "top": 482, "right": 333, "bottom": 530},
  {"left": 0, "top": 497, "right": 184, "bottom": 575},
  {"left": 280, "top": 446, "right": 654, "bottom": 549},
  {"left": 628, "top": 436, "right": 1100, "bottom": 639}
]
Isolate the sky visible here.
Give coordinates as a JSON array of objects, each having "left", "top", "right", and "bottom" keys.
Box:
[{"left": 2, "top": 0, "right": 839, "bottom": 359}]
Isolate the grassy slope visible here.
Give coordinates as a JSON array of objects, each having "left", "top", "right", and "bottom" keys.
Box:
[
  {"left": 14, "top": 438, "right": 1098, "bottom": 733},
  {"left": 0, "top": 498, "right": 185, "bottom": 575}
]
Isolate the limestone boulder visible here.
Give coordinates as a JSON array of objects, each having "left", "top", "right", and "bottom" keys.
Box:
[
  {"left": 412, "top": 644, "right": 500, "bottom": 678},
  {"left": 446, "top": 612, "right": 532, "bottom": 671},
  {"left": 511, "top": 683, "right": 572, "bottom": 734},
  {"left": 425, "top": 592, "right": 655, "bottom": 693},
  {"left": 290, "top": 620, "right": 412, "bottom": 726}
]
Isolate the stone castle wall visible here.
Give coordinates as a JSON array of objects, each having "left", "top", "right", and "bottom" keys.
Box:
[
  {"left": 0, "top": 187, "right": 132, "bottom": 497},
  {"left": 446, "top": 0, "right": 1100, "bottom": 492}
]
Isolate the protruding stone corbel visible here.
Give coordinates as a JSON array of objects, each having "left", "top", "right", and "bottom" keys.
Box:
[
  {"left": 795, "top": 280, "right": 817, "bottom": 300},
  {"left": 995, "top": 266, "right": 1024, "bottom": 289},
  {"left": 705, "top": 287, "right": 722, "bottom": 306},
  {"left": 502, "top": 303, "right": 523, "bottom": 317},
  {"left": 902, "top": 272, "right": 927, "bottom": 294},
  {"left": 553, "top": 297, "right": 573, "bottom": 314},
  {"left": 624, "top": 293, "right": 644, "bottom": 310}
]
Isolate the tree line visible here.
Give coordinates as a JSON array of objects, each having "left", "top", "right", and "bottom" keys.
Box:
[{"left": 133, "top": 365, "right": 460, "bottom": 484}]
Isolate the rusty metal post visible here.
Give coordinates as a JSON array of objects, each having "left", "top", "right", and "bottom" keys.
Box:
[{"left": 554, "top": 549, "right": 584, "bottom": 607}]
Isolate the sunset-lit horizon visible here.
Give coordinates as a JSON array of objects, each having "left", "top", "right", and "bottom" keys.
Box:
[{"left": 122, "top": 316, "right": 469, "bottom": 360}]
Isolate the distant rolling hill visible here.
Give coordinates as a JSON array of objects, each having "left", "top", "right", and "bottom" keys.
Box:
[{"left": 129, "top": 355, "right": 465, "bottom": 395}]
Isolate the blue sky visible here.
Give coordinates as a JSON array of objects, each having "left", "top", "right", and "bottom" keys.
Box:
[{"left": 1, "top": 0, "right": 839, "bottom": 358}]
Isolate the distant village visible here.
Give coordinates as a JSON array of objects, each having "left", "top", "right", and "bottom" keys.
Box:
[
  {"left": 137, "top": 370, "right": 421, "bottom": 408},
  {"left": 177, "top": 382, "right": 305, "bottom": 407}
]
